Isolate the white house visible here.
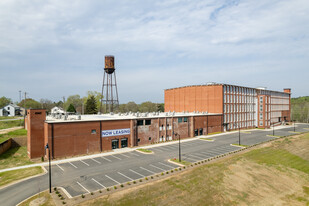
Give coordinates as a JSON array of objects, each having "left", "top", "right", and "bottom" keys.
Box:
[
  {"left": 0, "top": 103, "right": 21, "bottom": 116},
  {"left": 51, "top": 106, "right": 65, "bottom": 115}
]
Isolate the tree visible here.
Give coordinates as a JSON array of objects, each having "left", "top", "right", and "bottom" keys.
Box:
[
  {"left": 67, "top": 104, "right": 76, "bottom": 113},
  {"left": 0, "top": 96, "right": 11, "bottom": 108},
  {"left": 84, "top": 91, "right": 103, "bottom": 112},
  {"left": 139, "top": 101, "right": 157, "bottom": 112},
  {"left": 85, "top": 95, "right": 98, "bottom": 114},
  {"left": 125, "top": 101, "right": 139, "bottom": 112},
  {"left": 40, "top": 99, "right": 55, "bottom": 112},
  {"left": 157, "top": 103, "right": 164, "bottom": 112},
  {"left": 18, "top": 98, "right": 41, "bottom": 109},
  {"left": 66, "top": 95, "right": 82, "bottom": 113}
]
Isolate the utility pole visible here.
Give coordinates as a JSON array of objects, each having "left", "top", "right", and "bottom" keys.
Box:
[
  {"left": 19, "top": 90, "right": 21, "bottom": 103},
  {"left": 23, "top": 92, "right": 27, "bottom": 128},
  {"left": 45, "top": 143, "right": 52, "bottom": 193},
  {"left": 62, "top": 96, "right": 66, "bottom": 114}
]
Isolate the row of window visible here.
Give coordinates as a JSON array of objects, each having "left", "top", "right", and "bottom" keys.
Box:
[
  {"left": 224, "top": 104, "right": 256, "bottom": 113},
  {"left": 223, "top": 85, "right": 256, "bottom": 96},
  {"left": 224, "top": 94, "right": 256, "bottom": 103},
  {"left": 224, "top": 113, "right": 255, "bottom": 122},
  {"left": 137, "top": 117, "right": 189, "bottom": 127}
]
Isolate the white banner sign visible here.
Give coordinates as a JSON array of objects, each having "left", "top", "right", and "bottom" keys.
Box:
[{"left": 101, "top": 128, "right": 130, "bottom": 137}]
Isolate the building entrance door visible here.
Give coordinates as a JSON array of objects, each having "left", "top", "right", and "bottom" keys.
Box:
[
  {"left": 121, "top": 138, "right": 128, "bottom": 148},
  {"left": 112, "top": 139, "right": 119, "bottom": 149}
]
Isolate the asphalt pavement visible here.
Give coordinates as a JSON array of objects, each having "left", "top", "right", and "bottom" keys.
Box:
[{"left": 0, "top": 123, "right": 308, "bottom": 206}]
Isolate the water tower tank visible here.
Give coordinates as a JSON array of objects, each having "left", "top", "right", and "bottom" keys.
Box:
[{"left": 104, "top": 55, "right": 115, "bottom": 74}]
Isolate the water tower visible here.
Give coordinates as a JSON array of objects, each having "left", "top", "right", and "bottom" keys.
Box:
[{"left": 100, "top": 55, "right": 119, "bottom": 113}]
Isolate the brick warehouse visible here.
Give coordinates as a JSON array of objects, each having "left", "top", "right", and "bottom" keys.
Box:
[
  {"left": 165, "top": 83, "right": 291, "bottom": 131},
  {"left": 26, "top": 110, "right": 222, "bottom": 159}
]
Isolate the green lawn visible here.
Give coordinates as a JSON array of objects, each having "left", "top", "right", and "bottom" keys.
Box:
[
  {"left": 0, "top": 119, "right": 24, "bottom": 130},
  {"left": 0, "top": 166, "right": 43, "bottom": 187},
  {"left": 0, "top": 129, "right": 27, "bottom": 144},
  {"left": 79, "top": 133, "right": 309, "bottom": 206},
  {"left": 0, "top": 146, "right": 34, "bottom": 169}
]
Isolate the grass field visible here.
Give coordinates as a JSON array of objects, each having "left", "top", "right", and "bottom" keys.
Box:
[
  {"left": 79, "top": 133, "right": 309, "bottom": 206},
  {"left": 0, "top": 119, "right": 24, "bottom": 130},
  {"left": 136, "top": 148, "right": 153, "bottom": 153},
  {"left": 0, "top": 146, "right": 34, "bottom": 169},
  {"left": 19, "top": 190, "right": 55, "bottom": 206},
  {"left": 0, "top": 116, "right": 18, "bottom": 120},
  {"left": 0, "top": 128, "right": 27, "bottom": 144},
  {"left": 0, "top": 166, "right": 43, "bottom": 187}
]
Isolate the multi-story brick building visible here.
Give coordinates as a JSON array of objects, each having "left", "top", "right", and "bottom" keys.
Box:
[
  {"left": 26, "top": 110, "right": 222, "bottom": 159},
  {"left": 165, "top": 83, "right": 291, "bottom": 131}
]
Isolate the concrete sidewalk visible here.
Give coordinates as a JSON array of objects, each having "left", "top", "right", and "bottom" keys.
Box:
[{"left": 0, "top": 126, "right": 23, "bottom": 134}]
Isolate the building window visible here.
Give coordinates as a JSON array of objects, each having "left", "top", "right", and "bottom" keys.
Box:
[
  {"left": 259, "top": 121, "right": 263, "bottom": 126},
  {"left": 137, "top": 120, "right": 144, "bottom": 126},
  {"left": 260, "top": 96, "right": 263, "bottom": 103},
  {"left": 145, "top": 119, "right": 151, "bottom": 125},
  {"left": 178, "top": 117, "right": 182, "bottom": 123},
  {"left": 91, "top": 129, "right": 96, "bottom": 134},
  {"left": 149, "top": 137, "right": 151, "bottom": 141},
  {"left": 184, "top": 117, "right": 188, "bottom": 122},
  {"left": 199, "top": 128, "right": 203, "bottom": 135},
  {"left": 138, "top": 138, "right": 141, "bottom": 142}
]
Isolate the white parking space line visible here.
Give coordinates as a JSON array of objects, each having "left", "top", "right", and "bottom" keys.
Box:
[
  {"left": 184, "top": 156, "right": 197, "bottom": 162},
  {"left": 105, "top": 175, "right": 121, "bottom": 184},
  {"left": 153, "top": 148, "right": 164, "bottom": 152},
  {"left": 92, "top": 178, "right": 106, "bottom": 189},
  {"left": 118, "top": 172, "right": 134, "bottom": 181},
  {"left": 68, "top": 162, "right": 78, "bottom": 168},
  {"left": 56, "top": 164, "right": 64, "bottom": 171},
  {"left": 91, "top": 158, "right": 101, "bottom": 164},
  {"left": 101, "top": 156, "right": 112, "bottom": 162},
  {"left": 130, "top": 152, "right": 140, "bottom": 156},
  {"left": 188, "top": 154, "right": 206, "bottom": 159},
  {"left": 77, "top": 181, "right": 90, "bottom": 193},
  {"left": 158, "top": 162, "right": 174, "bottom": 169},
  {"left": 149, "top": 164, "right": 165, "bottom": 171},
  {"left": 80, "top": 160, "right": 90, "bottom": 166},
  {"left": 118, "top": 153, "right": 130, "bottom": 158},
  {"left": 111, "top": 155, "right": 122, "bottom": 160},
  {"left": 140, "top": 167, "right": 155, "bottom": 174},
  {"left": 129, "top": 169, "right": 145, "bottom": 177}
]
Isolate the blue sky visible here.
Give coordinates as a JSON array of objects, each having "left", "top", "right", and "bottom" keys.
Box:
[{"left": 0, "top": 0, "right": 308, "bottom": 103}]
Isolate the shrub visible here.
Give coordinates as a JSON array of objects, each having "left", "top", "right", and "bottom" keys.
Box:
[
  {"left": 175, "top": 168, "right": 178, "bottom": 171},
  {"left": 120, "top": 184, "right": 124, "bottom": 187},
  {"left": 58, "top": 194, "right": 62, "bottom": 197},
  {"left": 56, "top": 191, "right": 59, "bottom": 195},
  {"left": 107, "top": 188, "right": 110, "bottom": 191},
  {"left": 114, "top": 186, "right": 117, "bottom": 189},
  {"left": 54, "top": 187, "right": 57, "bottom": 191},
  {"left": 183, "top": 166, "right": 186, "bottom": 169},
  {"left": 81, "top": 194, "right": 85, "bottom": 198},
  {"left": 41, "top": 156, "right": 44, "bottom": 162},
  {"left": 151, "top": 176, "right": 154, "bottom": 179},
  {"left": 61, "top": 197, "right": 64, "bottom": 200},
  {"left": 156, "top": 174, "right": 159, "bottom": 177},
  {"left": 99, "top": 190, "right": 102, "bottom": 193},
  {"left": 91, "top": 192, "right": 94, "bottom": 195},
  {"left": 127, "top": 182, "right": 131, "bottom": 185},
  {"left": 166, "top": 171, "right": 169, "bottom": 174},
  {"left": 179, "top": 168, "right": 182, "bottom": 171},
  {"left": 145, "top": 177, "right": 148, "bottom": 180},
  {"left": 133, "top": 181, "right": 136, "bottom": 184},
  {"left": 171, "top": 170, "right": 174, "bottom": 173},
  {"left": 139, "top": 179, "right": 142, "bottom": 182},
  {"left": 161, "top": 172, "right": 164, "bottom": 175},
  {"left": 62, "top": 201, "right": 66, "bottom": 205}
]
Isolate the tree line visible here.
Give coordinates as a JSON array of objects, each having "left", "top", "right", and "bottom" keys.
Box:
[
  {"left": 0, "top": 92, "right": 164, "bottom": 115},
  {"left": 291, "top": 96, "right": 309, "bottom": 123}
]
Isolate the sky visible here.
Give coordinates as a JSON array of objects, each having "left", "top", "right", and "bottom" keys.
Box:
[{"left": 0, "top": 0, "right": 308, "bottom": 104}]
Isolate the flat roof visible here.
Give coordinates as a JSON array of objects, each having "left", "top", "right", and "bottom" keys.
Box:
[
  {"left": 165, "top": 83, "right": 289, "bottom": 95},
  {"left": 45, "top": 112, "right": 222, "bottom": 123}
]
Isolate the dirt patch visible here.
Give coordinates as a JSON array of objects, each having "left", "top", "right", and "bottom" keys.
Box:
[{"left": 29, "top": 196, "right": 46, "bottom": 206}]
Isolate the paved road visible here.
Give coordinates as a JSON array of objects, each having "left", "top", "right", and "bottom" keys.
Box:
[{"left": 0, "top": 123, "right": 308, "bottom": 206}]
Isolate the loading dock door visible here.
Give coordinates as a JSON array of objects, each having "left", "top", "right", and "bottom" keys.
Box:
[
  {"left": 121, "top": 138, "right": 128, "bottom": 148},
  {"left": 112, "top": 139, "right": 119, "bottom": 149}
]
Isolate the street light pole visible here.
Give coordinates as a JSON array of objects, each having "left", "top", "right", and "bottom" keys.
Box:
[
  {"left": 294, "top": 120, "right": 296, "bottom": 132},
  {"left": 178, "top": 133, "right": 181, "bottom": 162},
  {"left": 238, "top": 125, "right": 240, "bottom": 145},
  {"left": 45, "top": 143, "right": 52, "bottom": 193}
]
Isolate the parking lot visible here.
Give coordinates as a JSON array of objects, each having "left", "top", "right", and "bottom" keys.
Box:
[
  {"left": 1, "top": 124, "right": 308, "bottom": 206},
  {"left": 45, "top": 123, "right": 309, "bottom": 198}
]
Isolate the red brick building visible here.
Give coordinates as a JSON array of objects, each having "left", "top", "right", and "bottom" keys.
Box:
[
  {"left": 26, "top": 111, "right": 223, "bottom": 159},
  {"left": 165, "top": 83, "right": 291, "bottom": 131}
]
